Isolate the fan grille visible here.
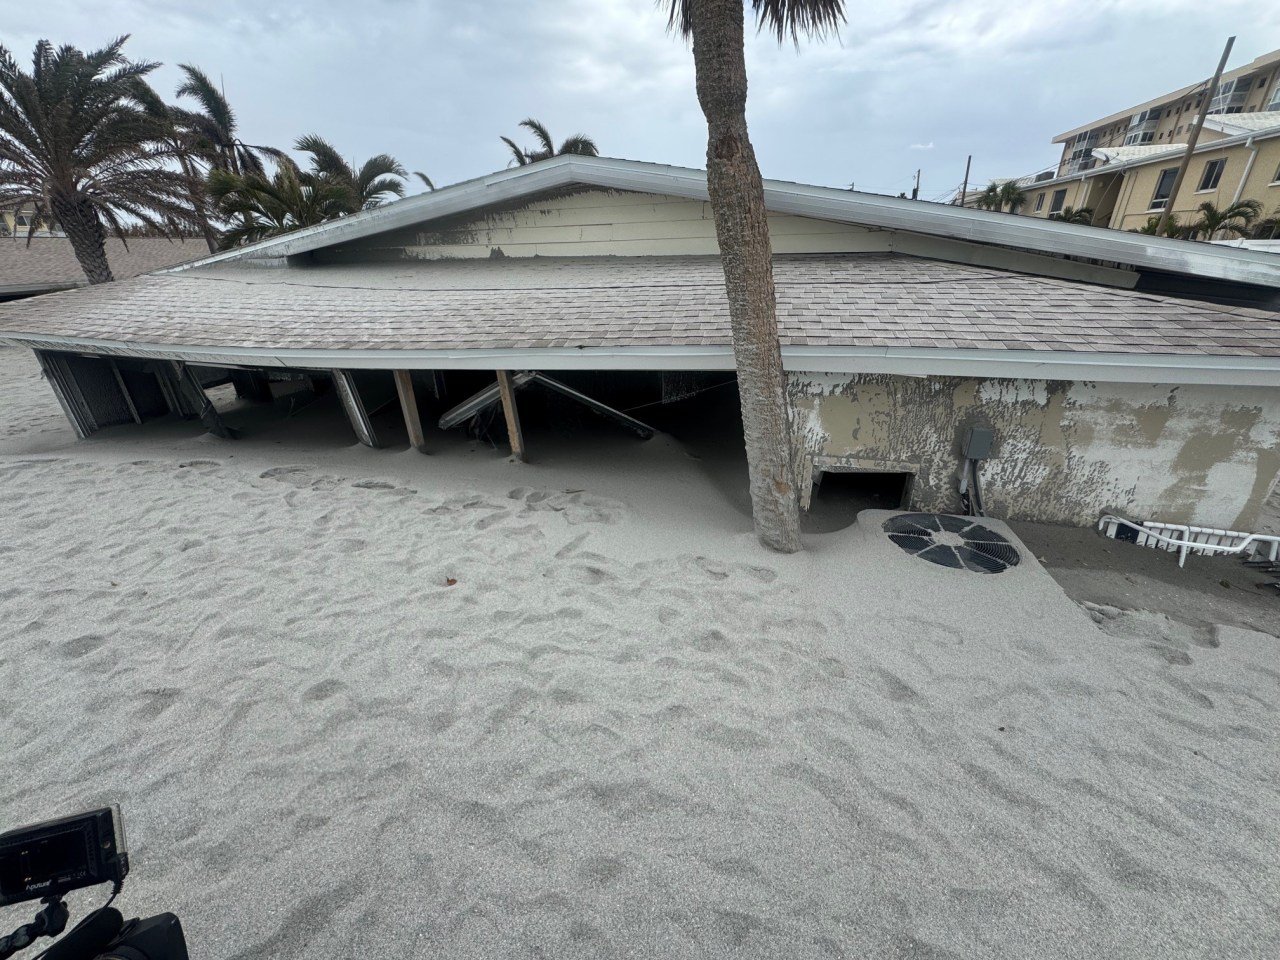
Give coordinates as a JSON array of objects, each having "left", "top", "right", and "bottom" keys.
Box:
[{"left": 883, "top": 513, "right": 1020, "bottom": 574}]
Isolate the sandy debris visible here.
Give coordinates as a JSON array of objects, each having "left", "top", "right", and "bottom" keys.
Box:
[{"left": 1, "top": 347, "right": 1277, "bottom": 959}]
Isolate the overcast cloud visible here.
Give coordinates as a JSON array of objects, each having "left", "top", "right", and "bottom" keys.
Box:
[{"left": 12, "top": 1, "right": 1280, "bottom": 201}]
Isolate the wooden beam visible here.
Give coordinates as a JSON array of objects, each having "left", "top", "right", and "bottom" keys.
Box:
[
  {"left": 393, "top": 370, "right": 427, "bottom": 453},
  {"left": 34, "top": 351, "right": 92, "bottom": 439},
  {"left": 495, "top": 370, "right": 525, "bottom": 462},
  {"left": 108, "top": 359, "right": 143, "bottom": 424},
  {"left": 331, "top": 368, "right": 379, "bottom": 447},
  {"left": 173, "top": 362, "right": 235, "bottom": 439},
  {"left": 528, "top": 373, "right": 654, "bottom": 439}
]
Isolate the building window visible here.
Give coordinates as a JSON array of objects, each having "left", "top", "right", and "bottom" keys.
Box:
[
  {"left": 1150, "top": 168, "right": 1178, "bottom": 210},
  {"left": 1197, "top": 158, "right": 1226, "bottom": 191},
  {"left": 1049, "top": 189, "right": 1067, "bottom": 214},
  {"left": 1272, "top": 160, "right": 1280, "bottom": 184},
  {"left": 1035, "top": 192, "right": 1045, "bottom": 212}
]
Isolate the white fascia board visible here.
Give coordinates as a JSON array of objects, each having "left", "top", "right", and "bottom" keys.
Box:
[
  {"left": 160, "top": 156, "right": 1280, "bottom": 290},
  {"left": 5, "top": 333, "right": 1280, "bottom": 386}
]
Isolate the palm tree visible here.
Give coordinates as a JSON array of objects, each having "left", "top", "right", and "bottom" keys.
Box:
[
  {"left": 0, "top": 37, "right": 198, "bottom": 283},
  {"left": 295, "top": 134, "right": 406, "bottom": 212},
  {"left": 129, "top": 83, "right": 221, "bottom": 252},
  {"left": 1048, "top": 206, "right": 1094, "bottom": 225},
  {"left": 665, "top": 0, "right": 844, "bottom": 553},
  {"left": 175, "top": 64, "right": 281, "bottom": 176},
  {"left": 974, "top": 184, "right": 1001, "bottom": 210},
  {"left": 414, "top": 171, "right": 435, "bottom": 191},
  {"left": 997, "top": 181, "right": 1026, "bottom": 213},
  {"left": 501, "top": 118, "right": 599, "bottom": 166},
  {"left": 1186, "top": 199, "right": 1262, "bottom": 240},
  {"left": 208, "top": 163, "right": 352, "bottom": 248},
  {"left": 1131, "top": 214, "right": 1185, "bottom": 237},
  {"left": 1251, "top": 207, "right": 1280, "bottom": 240}
]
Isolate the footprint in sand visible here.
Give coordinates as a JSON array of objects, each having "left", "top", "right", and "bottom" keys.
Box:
[
  {"left": 302, "top": 678, "right": 346, "bottom": 702},
  {"left": 60, "top": 634, "right": 107, "bottom": 659}
]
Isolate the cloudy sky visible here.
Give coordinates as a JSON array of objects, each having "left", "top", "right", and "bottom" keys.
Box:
[{"left": 13, "top": 1, "right": 1280, "bottom": 201}]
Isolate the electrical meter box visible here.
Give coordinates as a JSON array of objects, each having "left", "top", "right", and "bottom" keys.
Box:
[{"left": 963, "top": 426, "right": 995, "bottom": 460}]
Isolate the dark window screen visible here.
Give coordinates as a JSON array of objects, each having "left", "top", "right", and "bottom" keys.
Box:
[{"left": 0, "top": 830, "right": 89, "bottom": 896}]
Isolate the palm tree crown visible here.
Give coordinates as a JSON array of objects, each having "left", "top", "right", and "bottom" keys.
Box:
[
  {"left": 1188, "top": 199, "right": 1262, "bottom": 240},
  {"left": 1048, "top": 205, "right": 1094, "bottom": 225},
  {"left": 0, "top": 36, "right": 197, "bottom": 283},
  {"left": 501, "top": 118, "right": 598, "bottom": 166},
  {"left": 175, "top": 64, "right": 281, "bottom": 176},
  {"left": 207, "top": 163, "right": 352, "bottom": 249},
  {"left": 295, "top": 133, "right": 407, "bottom": 212}
]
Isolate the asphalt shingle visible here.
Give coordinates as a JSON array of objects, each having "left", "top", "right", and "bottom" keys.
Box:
[{"left": 0, "top": 252, "right": 1276, "bottom": 359}]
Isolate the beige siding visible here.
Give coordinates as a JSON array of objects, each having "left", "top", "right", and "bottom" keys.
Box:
[{"left": 390, "top": 190, "right": 890, "bottom": 259}]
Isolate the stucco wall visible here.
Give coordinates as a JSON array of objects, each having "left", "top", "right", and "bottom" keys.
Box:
[{"left": 790, "top": 372, "right": 1280, "bottom": 529}]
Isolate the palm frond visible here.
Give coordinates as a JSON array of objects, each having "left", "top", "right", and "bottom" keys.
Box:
[
  {"left": 414, "top": 170, "right": 435, "bottom": 191},
  {"left": 176, "top": 64, "right": 235, "bottom": 137},
  {"left": 664, "top": 0, "right": 845, "bottom": 43},
  {"left": 558, "top": 134, "right": 599, "bottom": 157},
  {"left": 295, "top": 132, "right": 351, "bottom": 180},
  {"left": 519, "top": 118, "right": 555, "bottom": 156},
  {"left": 500, "top": 135, "right": 528, "bottom": 166}
]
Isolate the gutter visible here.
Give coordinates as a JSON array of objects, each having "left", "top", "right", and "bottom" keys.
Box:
[
  {"left": 4, "top": 332, "right": 1280, "bottom": 387},
  {"left": 1232, "top": 136, "right": 1260, "bottom": 205}
]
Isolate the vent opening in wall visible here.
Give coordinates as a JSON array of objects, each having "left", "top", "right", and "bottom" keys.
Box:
[
  {"left": 805, "top": 469, "right": 914, "bottom": 533},
  {"left": 883, "top": 513, "right": 1021, "bottom": 574}
]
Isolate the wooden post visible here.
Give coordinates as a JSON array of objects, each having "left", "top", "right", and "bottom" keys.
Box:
[
  {"left": 495, "top": 370, "right": 525, "bottom": 462},
  {"left": 393, "top": 370, "right": 427, "bottom": 453},
  {"left": 959, "top": 154, "right": 972, "bottom": 207}
]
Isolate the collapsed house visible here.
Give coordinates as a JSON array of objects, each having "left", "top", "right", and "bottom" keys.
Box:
[{"left": 1, "top": 156, "right": 1278, "bottom": 529}]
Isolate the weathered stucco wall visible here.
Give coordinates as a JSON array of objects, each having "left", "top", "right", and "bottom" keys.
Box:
[{"left": 790, "top": 373, "right": 1280, "bottom": 529}]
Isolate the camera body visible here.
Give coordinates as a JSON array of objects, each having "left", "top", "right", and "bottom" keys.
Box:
[{"left": 0, "top": 808, "right": 129, "bottom": 908}]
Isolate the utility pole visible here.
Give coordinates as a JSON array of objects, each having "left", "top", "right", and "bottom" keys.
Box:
[
  {"left": 959, "top": 154, "right": 972, "bottom": 207},
  {"left": 912, "top": 169, "right": 921, "bottom": 200},
  {"left": 1156, "top": 36, "right": 1235, "bottom": 236}
]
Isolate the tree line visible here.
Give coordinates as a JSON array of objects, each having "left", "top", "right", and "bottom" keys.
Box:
[{"left": 0, "top": 36, "right": 600, "bottom": 281}]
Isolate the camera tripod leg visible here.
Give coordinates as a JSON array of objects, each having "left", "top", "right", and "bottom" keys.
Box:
[{"left": 0, "top": 896, "right": 69, "bottom": 960}]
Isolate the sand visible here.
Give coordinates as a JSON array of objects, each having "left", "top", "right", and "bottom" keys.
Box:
[{"left": 1, "top": 346, "right": 1278, "bottom": 959}]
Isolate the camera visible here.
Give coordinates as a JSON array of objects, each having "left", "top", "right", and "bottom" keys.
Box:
[
  {"left": 0, "top": 808, "right": 128, "bottom": 908},
  {"left": 0, "top": 809, "right": 186, "bottom": 960}
]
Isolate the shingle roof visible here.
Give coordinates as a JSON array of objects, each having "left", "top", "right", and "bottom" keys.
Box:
[
  {"left": 0, "top": 237, "right": 204, "bottom": 295},
  {"left": 1202, "top": 110, "right": 1280, "bottom": 136},
  {"left": 1093, "top": 144, "right": 1186, "bottom": 165},
  {"left": 1, "top": 253, "right": 1277, "bottom": 359}
]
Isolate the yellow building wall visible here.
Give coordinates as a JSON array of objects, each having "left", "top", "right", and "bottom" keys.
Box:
[
  {"left": 1109, "top": 137, "right": 1280, "bottom": 231},
  {"left": 1028, "top": 136, "right": 1280, "bottom": 231},
  {"left": 1022, "top": 180, "right": 1091, "bottom": 219}
]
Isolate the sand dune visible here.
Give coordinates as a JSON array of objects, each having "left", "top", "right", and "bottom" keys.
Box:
[{"left": 1, "top": 347, "right": 1278, "bottom": 959}]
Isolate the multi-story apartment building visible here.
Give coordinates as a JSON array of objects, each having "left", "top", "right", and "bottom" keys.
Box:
[
  {"left": 996, "top": 48, "right": 1280, "bottom": 233},
  {"left": 0, "top": 208, "right": 62, "bottom": 238}
]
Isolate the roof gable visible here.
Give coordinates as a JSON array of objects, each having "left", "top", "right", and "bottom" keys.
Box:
[{"left": 169, "top": 156, "right": 1280, "bottom": 296}]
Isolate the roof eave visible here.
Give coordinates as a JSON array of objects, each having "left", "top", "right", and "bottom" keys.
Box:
[{"left": 5, "top": 332, "right": 1280, "bottom": 387}]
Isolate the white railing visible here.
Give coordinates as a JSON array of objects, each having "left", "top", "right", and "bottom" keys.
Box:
[{"left": 1098, "top": 515, "right": 1280, "bottom": 568}]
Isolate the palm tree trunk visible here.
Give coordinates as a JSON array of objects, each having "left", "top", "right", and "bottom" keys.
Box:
[
  {"left": 688, "top": 0, "right": 800, "bottom": 553},
  {"left": 51, "top": 194, "right": 113, "bottom": 284},
  {"left": 178, "top": 153, "right": 219, "bottom": 253}
]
